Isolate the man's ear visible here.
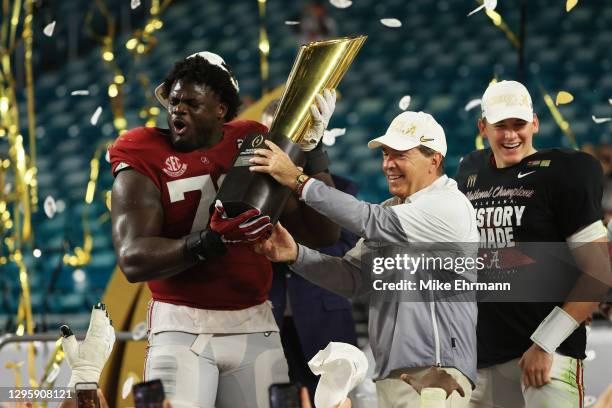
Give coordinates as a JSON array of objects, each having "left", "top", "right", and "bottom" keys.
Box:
[
  {"left": 218, "top": 103, "right": 228, "bottom": 120},
  {"left": 430, "top": 152, "right": 442, "bottom": 174},
  {"left": 477, "top": 118, "right": 488, "bottom": 139},
  {"left": 532, "top": 113, "right": 539, "bottom": 134}
]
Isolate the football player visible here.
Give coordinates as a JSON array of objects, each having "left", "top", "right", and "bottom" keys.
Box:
[
  {"left": 456, "top": 80, "right": 610, "bottom": 407},
  {"left": 109, "top": 51, "right": 339, "bottom": 408}
]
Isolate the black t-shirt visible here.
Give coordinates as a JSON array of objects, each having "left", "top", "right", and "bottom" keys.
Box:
[{"left": 455, "top": 148, "right": 603, "bottom": 367}]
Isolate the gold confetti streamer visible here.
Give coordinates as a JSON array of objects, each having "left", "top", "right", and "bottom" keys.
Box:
[
  {"left": 555, "top": 91, "right": 574, "bottom": 106},
  {"left": 566, "top": 0, "right": 578, "bottom": 12},
  {"left": 0, "top": 0, "right": 38, "bottom": 389},
  {"left": 541, "top": 87, "right": 577, "bottom": 149},
  {"left": 257, "top": 0, "right": 270, "bottom": 96},
  {"left": 63, "top": 141, "right": 111, "bottom": 267}
]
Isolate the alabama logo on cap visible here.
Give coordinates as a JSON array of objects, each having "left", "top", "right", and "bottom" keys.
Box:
[{"left": 162, "top": 156, "right": 187, "bottom": 177}]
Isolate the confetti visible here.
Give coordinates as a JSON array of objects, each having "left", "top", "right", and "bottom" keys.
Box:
[
  {"left": 484, "top": 0, "right": 498, "bottom": 10},
  {"left": 468, "top": 1, "right": 496, "bottom": 17},
  {"left": 70, "top": 90, "right": 90, "bottom": 96},
  {"left": 105, "top": 150, "right": 110, "bottom": 163},
  {"left": 45, "top": 365, "right": 61, "bottom": 383},
  {"left": 131, "top": 0, "right": 141, "bottom": 10},
  {"left": 467, "top": 5, "right": 484, "bottom": 16},
  {"left": 608, "top": 98, "right": 612, "bottom": 105},
  {"left": 122, "top": 376, "right": 135, "bottom": 399},
  {"left": 329, "top": 0, "right": 352, "bottom": 9},
  {"left": 584, "top": 350, "right": 596, "bottom": 361},
  {"left": 464, "top": 98, "right": 482, "bottom": 112},
  {"left": 566, "top": 0, "right": 578, "bottom": 12},
  {"left": 380, "top": 18, "right": 402, "bottom": 28},
  {"left": 43, "top": 21, "right": 56, "bottom": 37},
  {"left": 555, "top": 91, "right": 574, "bottom": 106},
  {"left": 3, "top": 183, "right": 11, "bottom": 195},
  {"left": 592, "top": 115, "right": 612, "bottom": 124},
  {"left": 44, "top": 196, "right": 57, "bottom": 219},
  {"left": 131, "top": 321, "right": 148, "bottom": 341},
  {"left": 584, "top": 396, "right": 597, "bottom": 407},
  {"left": 56, "top": 199, "right": 66, "bottom": 213},
  {"left": 322, "top": 128, "right": 346, "bottom": 146},
  {"left": 284, "top": 21, "right": 300, "bottom": 25},
  {"left": 398, "top": 96, "right": 411, "bottom": 111},
  {"left": 90, "top": 106, "right": 103, "bottom": 125}
]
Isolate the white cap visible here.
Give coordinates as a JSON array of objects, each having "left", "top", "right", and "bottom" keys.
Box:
[
  {"left": 481, "top": 80, "right": 533, "bottom": 123},
  {"left": 308, "top": 342, "right": 369, "bottom": 408},
  {"left": 367, "top": 111, "right": 447, "bottom": 157},
  {"left": 154, "top": 51, "right": 239, "bottom": 108}
]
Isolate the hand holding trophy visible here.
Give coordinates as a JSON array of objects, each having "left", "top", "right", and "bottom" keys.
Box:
[{"left": 215, "top": 36, "right": 366, "bottom": 223}]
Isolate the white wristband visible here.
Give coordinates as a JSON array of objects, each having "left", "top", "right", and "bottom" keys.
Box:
[{"left": 530, "top": 306, "right": 579, "bottom": 354}]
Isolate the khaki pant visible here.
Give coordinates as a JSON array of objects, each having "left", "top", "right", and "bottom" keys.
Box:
[
  {"left": 469, "top": 353, "right": 583, "bottom": 408},
  {"left": 376, "top": 367, "right": 473, "bottom": 408}
]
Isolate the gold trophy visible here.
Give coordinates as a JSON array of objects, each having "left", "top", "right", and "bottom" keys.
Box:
[{"left": 216, "top": 36, "right": 367, "bottom": 222}]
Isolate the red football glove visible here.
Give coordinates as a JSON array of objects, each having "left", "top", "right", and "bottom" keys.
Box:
[{"left": 210, "top": 200, "right": 273, "bottom": 243}]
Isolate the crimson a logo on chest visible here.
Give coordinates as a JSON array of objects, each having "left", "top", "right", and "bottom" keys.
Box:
[{"left": 162, "top": 155, "right": 188, "bottom": 177}]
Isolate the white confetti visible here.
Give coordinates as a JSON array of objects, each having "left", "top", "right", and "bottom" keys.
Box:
[
  {"left": 380, "top": 18, "right": 402, "bottom": 28},
  {"left": 398, "top": 95, "right": 411, "bottom": 111},
  {"left": 592, "top": 115, "right": 612, "bottom": 124},
  {"left": 585, "top": 350, "right": 596, "bottom": 361},
  {"left": 70, "top": 90, "right": 90, "bottom": 96},
  {"left": 329, "top": 0, "right": 352, "bottom": 9},
  {"left": 90, "top": 106, "right": 102, "bottom": 125},
  {"left": 584, "top": 396, "right": 597, "bottom": 407},
  {"left": 130, "top": 0, "right": 141, "bottom": 10},
  {"left": 122, "top": 376, "right": 135, "bottom": 399},
  {"left": 485, "top": 0, "right": 498, "bottom": 10},
  {"left": 608, "top": 98, "right": 612, "bottom": 105},
  {"left": 3, "top": 183, "right": 12, "bottom": 195},
  {"left": 467, "top": 4, "right": 485, "bottom": 16},
  {"left": 44, "top": 365, "right": 61, "bottom": 384},
  {"left": 56, "top": 199, "right": 66, "bottom": 213},
  {"left": 43, "top": 21, "right": 56, "bottom": 37},
  {"left": 322, "top": 128, "right": 346, "bottom": 146},
  {"left": 284, "top": 21, "right": 300, "bottom": 25},
  {"left": 44, "top": 196, "right": 57, "bottom": 219},
  {"left": 131, "top": 321, "right": 148, "bottom": 341},
  {"left": 105, "top": 150, "right": 110, "bottom": 163},
  {"left": 464, "top": 98, "right": 482, "bottom": 112}
]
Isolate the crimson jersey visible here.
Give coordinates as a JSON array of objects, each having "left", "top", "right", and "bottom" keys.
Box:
[{"left": 108, "top": 120, "right": 272, "bottom": 310}]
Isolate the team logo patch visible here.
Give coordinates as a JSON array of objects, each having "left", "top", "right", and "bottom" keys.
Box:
[
  {"left": 200, "top": 156, "right": 210, "bottom": 164},
  {"left": 466, "top": 174, "right": 478, "bottom": 188},
  {"left": 401, "top": 124, "right": 417, "bottom": 136},
  {"left": 162, "top": 155, "right": 187, "bottom": 177},
  {"left": 251, "top": 134, "right": 265, "bottom": 148},
  {"left": 527, "top": 160, "right": 551, "bottom": 167}
]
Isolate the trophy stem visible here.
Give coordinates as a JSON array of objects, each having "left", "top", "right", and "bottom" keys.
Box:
[{"left": 215, "top": 131, "right": 305, "bottom": 223}]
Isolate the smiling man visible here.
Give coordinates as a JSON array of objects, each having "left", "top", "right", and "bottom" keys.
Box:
[
  {"left": 456, "top": 80, "right": 609, "bottom": 407},
  {"left": 108, "top": 52, "right": 339, "bottom": 408},
  {"left": 249, "top": 110, "right": 479, "bottom": 407}
]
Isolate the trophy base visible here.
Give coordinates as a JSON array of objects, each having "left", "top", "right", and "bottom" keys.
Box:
[{"left": 215, "top": 131, "right": 305, "bottom": 224}]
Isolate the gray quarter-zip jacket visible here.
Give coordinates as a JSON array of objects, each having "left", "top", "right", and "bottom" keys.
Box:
[{"left": 289, "top": 176, "right": 479, "bottom": 385}]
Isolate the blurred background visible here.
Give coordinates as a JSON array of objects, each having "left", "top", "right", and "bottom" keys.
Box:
[{"left": 0, "top": 0, "right": 611, "bottom": 402}]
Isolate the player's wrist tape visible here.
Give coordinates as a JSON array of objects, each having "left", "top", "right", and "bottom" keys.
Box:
[
  {"left": 530, "top": 306, "right": 579, "bottom": 354},
  {"left": 303, "top": 144, "right": 330, "bottom": 175},
  {"left": 184, "top": 228, "right": 227, "bottom": 261}
]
